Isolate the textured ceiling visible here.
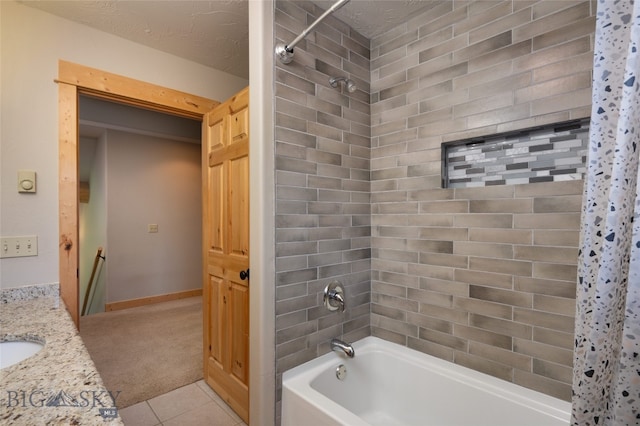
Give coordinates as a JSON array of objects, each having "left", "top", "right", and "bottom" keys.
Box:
[
  {"left": 20, "top": 1, "right": 439, "bottom": 80},
  {"left": 314, "top": 0, "right": 439, "bottom": 39},
  {"left": 20, "top": 0, "right": 250, "bottom": 79}
]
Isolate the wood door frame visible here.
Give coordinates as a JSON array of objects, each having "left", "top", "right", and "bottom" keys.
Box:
[
  {"left": 57, "top": 58, "right": 276, "bottom": 424},
  {"left": 57, "top": 60, "right": 219, "bottom": 326}
]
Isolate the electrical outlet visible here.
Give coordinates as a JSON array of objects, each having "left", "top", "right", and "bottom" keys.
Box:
[{"left": 0, "top": 236, "right": 38, "bottom": 258}]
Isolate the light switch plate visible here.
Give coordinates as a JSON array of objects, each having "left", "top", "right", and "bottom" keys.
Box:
[{"left": 1, "top": 236, "right": 38, "bottom": 258}]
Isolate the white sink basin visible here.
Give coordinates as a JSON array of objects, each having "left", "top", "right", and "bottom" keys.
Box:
[{"left": 0, "top": 340, "right": 44, "bottom": 369}]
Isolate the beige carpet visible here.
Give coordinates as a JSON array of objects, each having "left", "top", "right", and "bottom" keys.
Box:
[{"left": 80, "top": 296, "right": 203, "bottom": 409}]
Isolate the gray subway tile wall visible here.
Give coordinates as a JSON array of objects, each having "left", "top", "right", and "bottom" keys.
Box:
[
  {"left": 369, "top": 1, "right": 592, "bottom": 402},
  {"left": 274, "top": 0, "right": 372, "bottom": 419},
  {"left": 274, "top": 0, "right": 595, "bottom": 419}
]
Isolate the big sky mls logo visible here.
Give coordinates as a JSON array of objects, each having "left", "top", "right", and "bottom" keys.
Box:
[{"left": 6, "top": 389, "right": 120, "bottom": 420}]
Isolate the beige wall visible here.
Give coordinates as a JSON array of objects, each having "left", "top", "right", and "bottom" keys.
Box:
[
  {"left": 370, "top": 1, "right": 595, "bottom": 400},
  {"left": 79, "top": 134, "right": 108, "bottom": 315},
  {"left": 0, "top": 1, "right": 248, "bottom": 290},
  {"left": 105, "top": 130, "right": 202, "bottom": 304}
]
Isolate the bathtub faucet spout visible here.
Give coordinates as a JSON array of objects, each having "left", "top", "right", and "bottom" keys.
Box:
[{"left": 330, "top": 338, "right": 355, "bottom": 358}]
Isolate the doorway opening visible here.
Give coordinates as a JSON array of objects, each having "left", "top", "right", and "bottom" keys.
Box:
[
  {"left": 76, "top": 92, "right": 207, "bottom": 409},
  {"left": 56, "top": 60, "right": 218, "bottom": 326},
  {"left": 57, "top": 58, "right": 220, "bottom": 408},
  {"left": 78, "top": 95, "right": 202, "bottom": 315},
  {"left": 57, "top": 60, "right": 270, "bottom": 423}
]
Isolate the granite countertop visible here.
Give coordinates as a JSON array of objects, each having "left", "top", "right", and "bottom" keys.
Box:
[{"left": 0, "top": 285, "right": 123, "bottom": 425}]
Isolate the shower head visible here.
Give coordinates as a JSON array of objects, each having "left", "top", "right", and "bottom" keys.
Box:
[{"left": 329, "top": 76, "right": 357, "bottom": 93}]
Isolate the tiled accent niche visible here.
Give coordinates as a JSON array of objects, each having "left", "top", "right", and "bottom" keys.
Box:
[
  {"left": 370, "top": 1, "right": 594, "bottom": 401},
  {"left": 444, "top": 118, "right": 590, "bottom": 188},
  {"left": 274, "top": 0, "right": 371, "bottom": 420}
]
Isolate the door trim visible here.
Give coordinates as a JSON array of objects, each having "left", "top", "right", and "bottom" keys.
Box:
[
  {"left": 247, "top": 1, "right": 276, "bottom": 424},
  {"left": 57, "top": 60, "right": 218, "bottom": 327}
]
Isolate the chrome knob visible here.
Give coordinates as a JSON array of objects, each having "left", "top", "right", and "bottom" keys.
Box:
[{"left": 323, "top": 281, "right": 345, "bottom": 312}]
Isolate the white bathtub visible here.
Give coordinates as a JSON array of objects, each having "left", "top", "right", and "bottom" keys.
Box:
[{"left": 282, "top": 336, "right": 570, "bottom": 426}]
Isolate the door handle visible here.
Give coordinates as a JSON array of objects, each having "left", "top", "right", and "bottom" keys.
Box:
[{"left": 240, "top": 269, "right": 250, "bottom": 280}]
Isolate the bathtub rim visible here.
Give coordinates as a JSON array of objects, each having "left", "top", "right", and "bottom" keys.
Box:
[{"left": 282, "top": 336, "right": 571, "bottom": 425}]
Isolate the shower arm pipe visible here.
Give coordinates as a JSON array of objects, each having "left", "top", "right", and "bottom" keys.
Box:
[{"left": 276, "top": 0, "right": 350, "bottom": 64}]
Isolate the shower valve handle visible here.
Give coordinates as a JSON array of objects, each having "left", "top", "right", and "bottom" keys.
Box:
[{"left": 324, "top": 281, "right": 345, "bottom": 312}]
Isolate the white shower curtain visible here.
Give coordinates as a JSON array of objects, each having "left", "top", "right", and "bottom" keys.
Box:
[{"left": 572, "top": 1, "right": 640, "bottom": 424}]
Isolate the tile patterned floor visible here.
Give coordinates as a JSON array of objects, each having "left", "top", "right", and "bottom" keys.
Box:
[{"left": 118, "top": 380, "right": 248, "bottom": 426}]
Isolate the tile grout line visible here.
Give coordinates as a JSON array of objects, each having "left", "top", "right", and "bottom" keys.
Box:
[{"left": 145, "top": 400, "right": 162, "bottom": 426}]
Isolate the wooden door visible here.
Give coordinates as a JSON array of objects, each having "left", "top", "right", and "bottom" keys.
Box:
[{"left": 202, "top": 87, "right": 250, "bottom": 423}]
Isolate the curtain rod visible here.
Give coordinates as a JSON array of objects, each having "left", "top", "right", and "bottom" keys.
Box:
[{"left": 275, "top": 0, "right": 351, "bottom": 64}]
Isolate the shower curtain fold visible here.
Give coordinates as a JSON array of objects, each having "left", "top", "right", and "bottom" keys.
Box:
[{"left": 572, "top": 1, "right": 640, "bottom": 424}]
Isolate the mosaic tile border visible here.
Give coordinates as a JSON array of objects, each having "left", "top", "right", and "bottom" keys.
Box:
[{"left": 442, "top": 118, "right": 590, "bottom": 188}]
